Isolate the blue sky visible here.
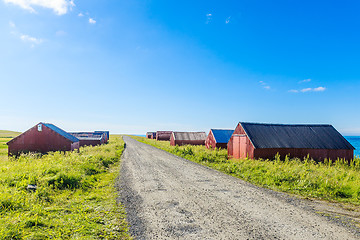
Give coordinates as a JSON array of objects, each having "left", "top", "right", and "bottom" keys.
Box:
[{"left": 1, "top": 0, "right": 360, "bottom": 135}]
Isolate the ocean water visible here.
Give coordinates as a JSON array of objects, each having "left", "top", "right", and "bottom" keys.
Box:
[{"left": 345, "top": 136, "right": 360, "bottom": 157}]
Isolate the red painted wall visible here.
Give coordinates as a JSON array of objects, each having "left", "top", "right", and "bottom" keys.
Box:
[
  {"left": 205, "top": 131, "right": 216, "bottom": 149},
  {"left": 8, "top": 124, "right": 78, "bottom": 156},
  {"left": 171, "top": 140, "right": 205, "bottom": 146},
  {"left": 228, "top": 123, "right": 255, "bottom": 158},
  {"left": 170, "top": 133, "right": 175, "bottom": 146},
  {"left": 228, "top": 134, "right": 254, "bottom": 159}
]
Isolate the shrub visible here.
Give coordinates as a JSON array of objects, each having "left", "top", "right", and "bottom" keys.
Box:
[
  {"left": 0, "top": 198, "right": 21, "bottom": 211},
  {"left": 48, "top": 173, "right": 82, "bottom": 190},
  {"left": 82, "top": 164, "right": 101, "bottom": 176}
]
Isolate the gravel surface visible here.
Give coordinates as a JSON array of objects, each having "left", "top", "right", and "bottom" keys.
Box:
[{"left": 119, "top": 136, "right": 360, "bottom": 239}]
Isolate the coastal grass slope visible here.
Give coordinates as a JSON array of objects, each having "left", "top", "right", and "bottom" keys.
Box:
[{"left": 131, "top": 136, "right": 360, "bottom": 206}]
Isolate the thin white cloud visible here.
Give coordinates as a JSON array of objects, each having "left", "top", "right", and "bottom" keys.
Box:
[
  {"left": 313, "top": 86, "right": 326, "bottom": 92},
  {"left": 9, "top": 21, "right": 16, "bottom": 28},
  {"left": 299, "top": 78, "right": 311, "bottom": 83},
  {"left": 288, "top": 89, "right": 299, "bottom": 93},
  {"left": 20, "top": 34, "right": 43, "bottom": 47},
  {"left": 78, "top": 12, "right": 83, "bottom": 17},
  {"left": 8, "top": 21, "right": 44, "bottom": 47},
  {"left": 89, "top": 18, "right": 96, "bottom": 24},
  {"left": 3, "top": 0, "right": 74, "bottom": 15},
  {"left": 225, "top": 16, "right": 231, "bottom": 24},
  {"left": 289, "top": 87, "right": 326, "bottom": 93},
  {"left": 206, "top": 13, "right": 212, "bottom": 24},
  {"left": 300, "top": 88, "right": 312, "bottom": 93},
  {"left": 259, "top": 81, "right": 271, "bottom": 90},
  {"left": 289, "top": 79, "right": 326, "bottom": 93}
]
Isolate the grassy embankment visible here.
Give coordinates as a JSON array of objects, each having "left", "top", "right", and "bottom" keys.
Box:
[
  {"left": 0, "top": 135, "right": 131, "bottom": 239},
  {"left": 132, "top": 136, "right": 360, "bottom": 206}
]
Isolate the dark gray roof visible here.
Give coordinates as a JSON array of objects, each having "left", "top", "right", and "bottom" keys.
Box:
[
  {"left": 70, "top": 132, "right": 104, "bottom": 135},
  {"left": 173, "top": 132, "right": 207, "bottom": 141},
  {"left": 70, "top": 132, "right": 104, "bottom": 140},
  {"left": 211, "top": 129, "right": 234, "bottom": 143},
  {"left": 77, "top": 137, "right": 103, "bottom": 141},
  {"left": 43, "top": 123, "right": 79, "bottom": 143},
  {"left": 240, "top": 122, "right": 355, "bottom": 150}
]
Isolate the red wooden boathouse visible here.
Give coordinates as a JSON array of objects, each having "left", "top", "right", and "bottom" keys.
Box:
[
  {"left": 170, "top": 132, "right": 207, "bottom": 146},
  {"left": 228, "top": 122, "right": 355, "bottom": 161},
  {"left": 146, "top": 132, "right": 156, "bottom": 139},
  {"left": 70, "top": 132, "right": 107, "bottom": 147},
  {"left": 205, "top": 129, "right": 234, "bottom": 149},
  {"left": 95, "top": 131, "right": 109, "bottom": 143},
  {"left": 7, "top": 123, "right": 79, "bottom": 156},
  {"left": 156, "top": 131, "right": 172, "bottom": 141}
]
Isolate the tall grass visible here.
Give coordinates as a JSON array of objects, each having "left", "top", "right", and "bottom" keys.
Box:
[
  {"left": 0, "top": 135, "right": 131, "bottom": 239},
  {"left": 132, "top": 136, "right": 360, "bottom": 205}
]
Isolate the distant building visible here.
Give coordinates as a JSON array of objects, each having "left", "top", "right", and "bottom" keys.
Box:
[
  {"left": 95, "top": 131, "right": 109, "bottom": 143},
  {"left": 170, "top": 132, "right": 207, "bottom": 146},
  {"left": 228, "top": 122, "right": 355, "bottom": 161},
  {"left": 146, "top": 132, "right": 156, "bottom": 139},
  {"left": 205, "top": 129, "right": 234, "bottom": 149},
  {"left": 156, "top": 131, "right": 172, "bottom": 141},
  {"left": 7, "top": 123, "right": 79, "bottom": 156},
  {"left": 70, "top": 132, "right": 107, "bottom": 147}
]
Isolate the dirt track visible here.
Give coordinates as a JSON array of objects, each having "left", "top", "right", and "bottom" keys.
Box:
[{"left": 119, "top": 136, "right": 360, "bottom": 239}]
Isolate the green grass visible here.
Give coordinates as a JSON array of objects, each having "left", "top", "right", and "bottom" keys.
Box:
[
  {"left": 0, "top": 138, "right": 11, "bottom": 156},
  {"left": 132, "top": 136, "right": 360, "bottom": 206},
  {"left": 0, "top": 135, "right": 132, "bottom": 240},
  {"left": 0, "top": 130, "right": 21, "bottom": 138}
]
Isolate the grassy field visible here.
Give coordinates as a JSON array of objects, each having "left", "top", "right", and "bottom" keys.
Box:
[
  {"left": 0, "top": 130, "right": 21, "bottom": 138},
  {"left": 0, "top": 135, "right": 131, "bottom": 240},
  {"left": 131, "top": 136, "right": 360, "bottom": 206}
]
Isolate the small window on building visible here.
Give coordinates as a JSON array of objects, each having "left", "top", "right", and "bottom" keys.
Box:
[{"left": 38, "top": 124, "right": 42, "bottom": 132}]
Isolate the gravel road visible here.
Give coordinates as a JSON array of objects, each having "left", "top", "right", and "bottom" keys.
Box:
[{"left": 119, "top": 136, "right": 359, "bottom": 239}]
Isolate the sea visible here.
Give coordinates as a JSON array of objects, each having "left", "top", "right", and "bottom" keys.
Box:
[{"left": 345, "top": 136, "right": 360, "bottom": 157}]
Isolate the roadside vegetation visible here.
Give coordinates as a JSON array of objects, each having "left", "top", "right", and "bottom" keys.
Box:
[
  {"left": 132, "top": 136, "right": 360, "bottom": 206},
  {"left": 0, "top": 135, "right": 131, "bottom": 240}
]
